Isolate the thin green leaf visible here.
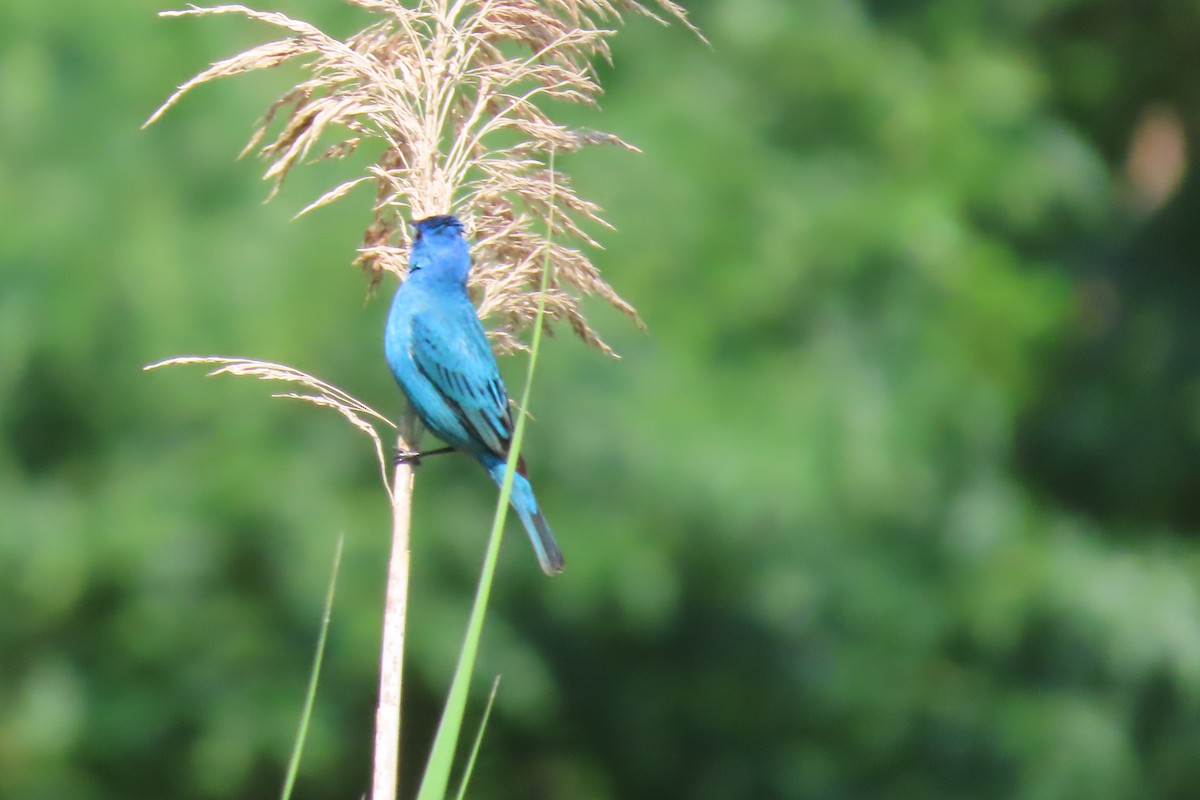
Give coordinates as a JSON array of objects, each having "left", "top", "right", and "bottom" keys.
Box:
[
  {"left": 453, "top": 676, "right": 502, "bottom": 800},
  {"left": 280, "top": 534, "right": 345, "bottom": 800},
  {"left": 416, "top": 152, "right": 559, "bottom": 800}
]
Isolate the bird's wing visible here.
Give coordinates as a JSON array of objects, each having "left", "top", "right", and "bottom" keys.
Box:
[{"left": 410, "top": 305, "right": 513, "bottom": 459}]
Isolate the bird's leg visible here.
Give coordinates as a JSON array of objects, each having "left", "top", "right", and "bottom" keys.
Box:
[{"left": 393, "top": 446, "right": 456, "bottom": 467}]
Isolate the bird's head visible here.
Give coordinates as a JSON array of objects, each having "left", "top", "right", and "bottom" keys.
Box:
[
  {"left": 408, "top": 214, "right": 471, "bottom": 282},
  {"left": 412, "top": 214, "right": 465, "bottom": 242}
]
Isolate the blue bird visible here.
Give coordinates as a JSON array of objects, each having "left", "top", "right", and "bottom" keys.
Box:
[{"left": 384, "top": 214, "right": 564, "bottom": 575}]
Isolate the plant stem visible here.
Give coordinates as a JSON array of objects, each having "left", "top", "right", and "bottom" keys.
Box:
[{"left": 373, "top": 419, "right": 418, "bottom": 800}]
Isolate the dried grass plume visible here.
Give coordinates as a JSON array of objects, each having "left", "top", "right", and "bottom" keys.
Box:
[
  {"left": 146, "top": 0, "right": 701, "bottom": 355},
  {"left": 144, "top": 356, "right": 398, "bottom": 491}
]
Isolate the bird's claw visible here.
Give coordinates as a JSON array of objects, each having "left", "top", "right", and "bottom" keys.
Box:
[
  {"left": 393, "top": 448, "right": 425, "bottom": 466},
  {"left": 392, "top": 446, "right": 455, "bottom": 467}
]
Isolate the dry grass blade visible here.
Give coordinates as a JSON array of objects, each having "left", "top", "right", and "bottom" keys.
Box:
[
  {"left": 147, "top": 0, "right": 701, "bottom": 354},
  {"left": 144, "top": 356, "right": 397, "bottom": 491}
]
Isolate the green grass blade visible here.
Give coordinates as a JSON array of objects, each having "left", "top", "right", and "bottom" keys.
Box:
[
  {"left": 452, "top": 676, "right": 502, "bottom": 800},
  {"left": 280, "top": 534, "right": 344, "bottom": 800},
  {"left": 416, "top": 153, "right": 559, "bottom": 800}
]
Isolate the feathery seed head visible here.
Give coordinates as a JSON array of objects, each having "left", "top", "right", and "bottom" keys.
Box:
[{"left": 146, "top": 0, "right": 700, "bottom": 355}]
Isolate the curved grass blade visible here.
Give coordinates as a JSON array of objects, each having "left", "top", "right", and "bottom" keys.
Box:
[
  {"left": 453, "top": 676, "right": 502, "bottom": 800},
  {"left": 280, "top": 534, "right": 345, "bottom": 800},
  {"left": 415, "top": 153, "right": 559, "bottom": 800}
]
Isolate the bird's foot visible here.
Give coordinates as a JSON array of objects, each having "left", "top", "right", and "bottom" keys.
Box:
[
  {"left": 393, "top": 446, "right": 455, "bottom": 467},
  {"left": 393, "top": 449, "right": 421, "bottom": 467}
]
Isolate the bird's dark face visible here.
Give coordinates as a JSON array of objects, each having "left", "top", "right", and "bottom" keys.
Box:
[{"left": 412, "top": 214, "right": 465, "bottom": 244}]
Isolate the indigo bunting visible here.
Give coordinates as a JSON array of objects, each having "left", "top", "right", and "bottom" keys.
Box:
[{"left": 384, "top": 214, "right": 565, "bottom": 575}]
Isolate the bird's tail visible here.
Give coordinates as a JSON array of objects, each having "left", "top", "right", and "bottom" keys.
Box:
[{"left": 486, "top": 462, "right": 565, "bottom": 575}]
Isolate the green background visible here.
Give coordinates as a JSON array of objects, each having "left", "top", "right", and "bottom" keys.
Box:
[{"left": 5, "top": 1, "right": 1200, "bottom": 798}]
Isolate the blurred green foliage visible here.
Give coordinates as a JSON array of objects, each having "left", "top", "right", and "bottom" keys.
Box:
[{"left": 3, "top": 0, "right": 1200, "bottom": 798}]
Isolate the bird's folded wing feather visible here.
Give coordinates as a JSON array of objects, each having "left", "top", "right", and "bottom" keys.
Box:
[{"left": 410, "top": 308, "right": 513, "bottom": 458}]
